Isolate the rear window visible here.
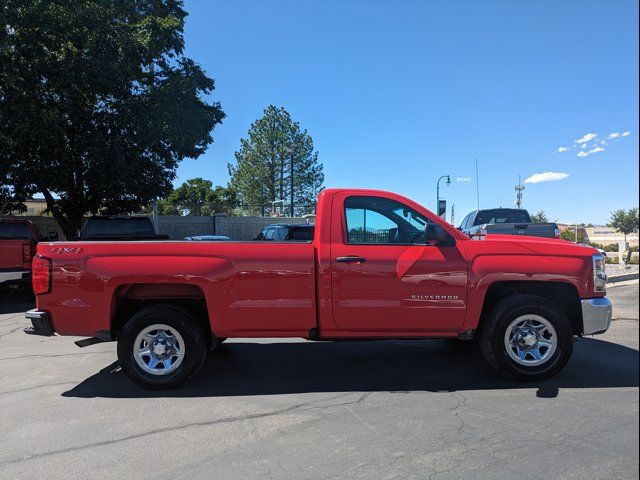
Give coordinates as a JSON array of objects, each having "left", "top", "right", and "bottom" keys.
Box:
[
  {"left": 0, "top": 222, "right": 32, "bottom": 239},
  {"left": 289, "top": 226, "right": 314, "bottom": 241},
  {"left": 82, "top": 218, "right": 153, "bottom": 238},
  {"left": 474, "top": 210, "right": 531, "bottom": 226}
]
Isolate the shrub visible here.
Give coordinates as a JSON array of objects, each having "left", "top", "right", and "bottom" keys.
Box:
[{"left": 604, "top": 244, "right": 619, "bottom": 252}]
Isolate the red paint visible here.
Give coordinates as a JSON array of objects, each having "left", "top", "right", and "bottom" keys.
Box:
[
  {"left": 33, "top": 189, "right": 604, "bottom": 339},
  {"left": 0, "top": 218, "right": 40, "bottom": 273}
]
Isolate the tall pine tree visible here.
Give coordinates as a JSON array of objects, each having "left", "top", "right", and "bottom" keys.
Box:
[{"left": 229, "top": 106, "right": 323, "bottom": 216}]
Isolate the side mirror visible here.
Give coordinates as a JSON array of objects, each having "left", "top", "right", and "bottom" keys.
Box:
[
  {"left": 424, "top": 223, "right": 453, "bottom": 246},
  {"left": 47, "top": 231, "right": 59, "bottom": 241}
]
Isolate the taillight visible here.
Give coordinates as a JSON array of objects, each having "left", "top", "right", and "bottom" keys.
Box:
[
  {"left": 22, "top": 242, "right": 33, "bottom": 262},
  {"left": 32, "top": 256, "right": 52, "bottom": 295}
]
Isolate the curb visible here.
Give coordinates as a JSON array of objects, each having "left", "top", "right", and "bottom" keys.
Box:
[{"left": 607, "top": 273, "right": 640, "bottom": 283}]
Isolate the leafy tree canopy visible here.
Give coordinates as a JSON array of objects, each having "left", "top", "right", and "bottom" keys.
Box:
[
  {"left": 157, "top": 178, "right": 237, "bottom": 216},
  {"left": 610, "top": 207, "right": 639, "bottom": 242},
  {"left": 530, "top": 211, "right": 549, "bottom": 223},
  {"left": 0, "top": 0, "right": 224, "bottom": 237},
  {"left": 228, "top": 105, "right": 324, "bottom": 216}
]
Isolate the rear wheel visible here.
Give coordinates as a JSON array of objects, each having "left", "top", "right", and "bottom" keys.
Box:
[
  {"left": 479, "top": 295, "right": 574, "bottom": 381},
  {"left": 117, "top": 305, "right": 207, "bottom": 389}
]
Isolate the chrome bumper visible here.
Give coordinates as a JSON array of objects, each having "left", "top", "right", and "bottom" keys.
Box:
[
  {"left": 581, "top": 297, "right": 612, "bottom": 335},
  {"left": 0, "top": 269, "right": 30, "bottom": 285}
]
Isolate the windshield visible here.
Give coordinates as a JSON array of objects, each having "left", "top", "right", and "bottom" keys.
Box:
[
  {"left": 474, "top": 209, "right": 531, "bottom": 225},
  {"left": 0, "top": 222, "right": 32, "bottom": 239},
  {"left": 82, "top": 218, "right": 154, "bottom": 237}
]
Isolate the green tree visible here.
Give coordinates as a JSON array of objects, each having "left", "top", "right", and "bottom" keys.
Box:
[
  {"left": 228, "top": 106, "right": 324, "bottom": 216},
  {"left": 560, "top": 227, "right": 587, "bottom": 243},
  {"left": 0, "top": 0, "right": 224, "bottom": 238},
  {"left": 157, "top": 178, "right": 237, "bottom": 216},
  {"left": 530, "top": 211, "right": 549, "bottom": 223},
  {"left": 0, "top": 167, "right": 27, "bottom": 214},
  {"left": 610, "top": 208, "right": 639, "bottom": 243}
]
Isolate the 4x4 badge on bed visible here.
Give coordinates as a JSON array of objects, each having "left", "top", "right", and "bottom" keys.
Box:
[{"left": 50, "top": 247, "right": 84, "bottom": 254}]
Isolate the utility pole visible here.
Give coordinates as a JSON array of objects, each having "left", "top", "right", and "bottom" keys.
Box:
[
  {"left": 475, "top": 158, "right": 480, "bottom": 210},
  {"left": 515, "top": 175, "right": 525, "bottom": 209},
  {"left": 450, "top": 204, "right": 455, "bottom": 226},
  {"left": 290, "top": 150, "right": 294, "bottom": 217}
]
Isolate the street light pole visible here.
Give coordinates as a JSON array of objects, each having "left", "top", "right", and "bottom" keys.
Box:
[{"left": 436, "top": 175, "right": 451, "bottom": 215}]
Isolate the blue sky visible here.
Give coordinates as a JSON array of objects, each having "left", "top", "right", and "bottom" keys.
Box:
[{"left": 179, "top": 0, "right": 639, "bottom": 225}]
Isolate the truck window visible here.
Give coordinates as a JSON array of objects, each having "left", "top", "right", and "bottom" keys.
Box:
[
  {"left": 82, "top": 218, "right": 154, "bottom": 238},
  {"left": 0, "top": 222, "right": 32, "bottom": 239},
  {"left": 474, "top": 209, "right": 531, "bottom": 226},
  {"left": 344, "top": 196, "right": 431, "bottom": 245},
  {"left": 264, "top": 228, "right": 275, "bottom": 240}
]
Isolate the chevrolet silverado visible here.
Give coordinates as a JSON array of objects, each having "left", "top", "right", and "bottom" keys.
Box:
[{"left": 24, "top": 189, "right": 611, "bottom": 389}]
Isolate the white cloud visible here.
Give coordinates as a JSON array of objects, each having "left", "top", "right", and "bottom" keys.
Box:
[
  {"left": 557, "top": 146, "right": 569, "bottom": 153},
  {"left": 577, "top": 151, "right": 589, "bottom": 158},
  {"left": 588, "top": 146, "right": 605, "bottom": 154},
  {"left": 581, "top": 143, "right": 588, "bottom": 149},
  {"left": 607, "top": 132, "right": 620, "bottom": 139},
  {"left": 456, "top": 177, "right": 471, "bottom": 183},
  {"left": 621, "top": 131, "right": 631, "bottom": 137},
  {"left": 575, "top": 133, "right": 597, "bottom": 144},
  {"left": 524, "top": 172, "right": 570, "bottom": 184}
]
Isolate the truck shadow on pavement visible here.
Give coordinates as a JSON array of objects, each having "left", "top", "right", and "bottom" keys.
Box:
[
  {"left": 63, "top": 336, "right": 638, "bottom": 399},
  {"left": 0, "top": 290, "right": 34, "bottom": 314}
]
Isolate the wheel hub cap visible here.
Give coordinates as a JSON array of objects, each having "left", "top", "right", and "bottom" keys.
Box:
[
  {"left": 133, "top": 324, "right": 186, "bottom": 376},
  {"left": 504, "top": 314, "right": 558, "bottom": 367}
]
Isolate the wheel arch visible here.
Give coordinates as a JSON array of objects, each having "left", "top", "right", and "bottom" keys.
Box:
[
  {"left": 476, "top": 281, "right": 583, "bottom": 336},
  {"left": 110, "top": 283, "right": 213, "bottom": 340}
]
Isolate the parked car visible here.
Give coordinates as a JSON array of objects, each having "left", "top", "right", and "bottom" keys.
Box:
[
  {"left": 78, "top": 216, "right": 169, "bottom": 241},
  {"left": 459, "top": 208, "right": 560, "bottom": 239},
  {"left": 184, "top": 235, "right": 231, "bottom": 241},
  {"left": 0, "top": 217, "right": 56, "bottom": 288},
  {"left": 255, "top": 223, "right": 315, "bottom": 241},
  {"left": 25, "top": 188, "right": 610, "bottom": 389}
]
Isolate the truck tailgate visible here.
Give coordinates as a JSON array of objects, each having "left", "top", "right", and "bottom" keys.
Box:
[{"left": 486, "top": 223, "right": 559, "bottom": 238}]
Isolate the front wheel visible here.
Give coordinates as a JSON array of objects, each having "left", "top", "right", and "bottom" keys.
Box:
[
  {"left": 479, "top": 295, "right": 574, "bottom": 381},
  {"left": 117, "top": 305, "right": 207, "bottom": 389}
]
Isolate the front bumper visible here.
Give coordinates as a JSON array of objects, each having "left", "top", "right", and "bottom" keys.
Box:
[
  {"left": 24, "top": 309, "right": 54, "bottom": 337},
  {"left": 581, "top": 297, "right": 612, "bottom": 335},
  {"left": 0, "top": 269, "right": 30, "bottom": 286}
]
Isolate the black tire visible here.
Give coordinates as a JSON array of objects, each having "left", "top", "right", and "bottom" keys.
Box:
[
  {"left": 479, "top": 294, "right": 574, "bottom": 381},
  {"left": 117, "top": 305, "right": 207, "bottom": 389}
]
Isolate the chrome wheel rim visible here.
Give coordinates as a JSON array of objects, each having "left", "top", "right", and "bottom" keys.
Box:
[
  {"left": 133, "top": 324, "right": 185, "bottom": 376},
  {"left": 504, "top": 314, "right": 557, "bottom": 367}
]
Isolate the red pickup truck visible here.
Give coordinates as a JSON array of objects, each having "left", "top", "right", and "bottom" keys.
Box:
[
  {"left": 24, "top": 189, "right": 612, "bottom": 389},
  {"left": 0, "top": 218, "right": 43, "bottom": 289}
]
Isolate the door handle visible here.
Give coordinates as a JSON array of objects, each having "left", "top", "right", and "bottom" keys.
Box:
[{"left": 336, "top": 256, "right": 366, "bottom": 264}]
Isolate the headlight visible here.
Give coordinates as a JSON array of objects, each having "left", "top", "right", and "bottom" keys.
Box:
[{"left": 593, "top": 254, "right": 606, "bottom": 293}]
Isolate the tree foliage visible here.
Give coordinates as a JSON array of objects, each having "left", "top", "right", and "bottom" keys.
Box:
[
  {"left": 228, "top": 105, "right": 324, "bottom": 216},
  {"left": 610, "top": 207, "right": 639, "bottom": 242},
  {"left": 0, "top": 0, "right": 224, "bottom": 237},
  {"left": 530, "top": 211, "right": 549, "bottom": 223},
  {"left": 156, "top": 178, "right": 237, "bottom": 216},
  {"left": 559, "top": 227, "right": 587, "bottom": 243}
]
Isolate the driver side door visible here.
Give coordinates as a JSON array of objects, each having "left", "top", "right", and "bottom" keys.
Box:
[{"left": 331, "top": 193, "right": 468, "bottom": 333}]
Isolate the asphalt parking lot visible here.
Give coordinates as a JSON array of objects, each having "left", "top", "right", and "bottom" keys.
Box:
[{"left": 1, "top": 283, "right": 638, "bottom": 480}]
